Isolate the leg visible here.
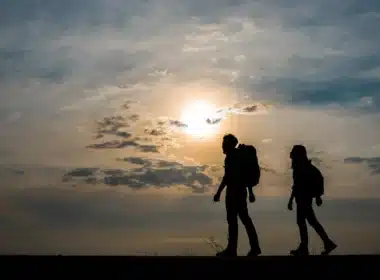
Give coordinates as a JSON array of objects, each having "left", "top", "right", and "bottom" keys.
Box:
[
  {"left": 216, "top": 198, "right": 238, "bottom": 256},
  {"left": 226, "top": 202, "right": 238, "bottom": 253},
  {"left": 306, "top": 205, "right": 337, "bottom": 255},
  {"left": 238, "top": 201, "right": 261, "bottom": 256},
  {"left": 290, "top": 201, "right": 309, "bottom": 255},
  {"left": 305, "top": 206, "right": 330, "bottom": 243},
  {"left": 297, "top": 204, "right": 309, "bottom": 250}
]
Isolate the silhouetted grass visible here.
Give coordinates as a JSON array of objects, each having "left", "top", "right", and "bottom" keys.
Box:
[{"left": 203, "top": 236, "right": 223, "bottom": 254}]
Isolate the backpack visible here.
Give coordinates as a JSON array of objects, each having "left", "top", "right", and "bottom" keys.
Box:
[
  {"left": 237, "top": 144, "right": 261, "bottom": 188},
  {"left": 309, "top": 164, "right": 324, "bottom": 198}
]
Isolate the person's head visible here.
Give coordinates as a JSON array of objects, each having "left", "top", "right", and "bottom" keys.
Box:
[
  {"left": 222, "top": 133, "right": 238, "bottom": 154},
  {"left": 290, "top": 145, "right": 309, "bottom": 167}
]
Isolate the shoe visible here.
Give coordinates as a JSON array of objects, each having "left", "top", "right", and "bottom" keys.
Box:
[
  {"left": 247, "top": 248, "right": 261, "bottom": 257},
  {"left": 290, "top": 246, "right": 309, "bottom": 256},
  {"left": 321, "top": 241, "right": 337, "bottom": 255},
  {"left": 216, "top": 248, "right": 237, "bottom": 257}
]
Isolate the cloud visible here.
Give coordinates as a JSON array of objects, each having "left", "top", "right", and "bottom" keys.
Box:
[
  {"left": 63, "top": 156, "right": 215, "bottom": 193},
  {"left": 61, "top": 153, "right": 285, "bottom": 194},
  {"left": 128, "top": 114, "right": 140, "bottom": 122},
  {"left": 144, "top": 127, "right": 167, "bottom": 136},
  {"left": 205, "top": 102, "right": 271, "bottom": 124},
  {"left": 138, "top": 145, "right": 160, "bottom": 153},
  {"left": 65, "top": 168, "right": 98, "bottom": 177},
  {"left": 103, "top": 168, "right": 212, "bottom": 193},
  {"left": 4, "top": 2, "right": 378, "bottom": 117},
  {"left": 206, "top": 116, "right": 223, "bottom": 125},
  {"left": 344, "top": 157, "right": 380, "bottom": 175},
  {"left": 94, "top": 115, "right": 131, "bottom": 139},
  {"left": 2, "top": 1, "right": 379, "bottom": 105},
  {"left": 169, "top": 120, "right": 188, "bottom": 128},
  {"left": 86, "top": 140, "right": 161, "bottom": 153},
  {"left": 85, "top": 103, "right": 165, "bottom": 153},
  {"left": 86, "top": 140, "right": 140, "bottom": 149},
  {"left": 2, "top": 0, "right": 379, "bottom": 142},
  {"left": 122, "top": 157, "right": 151, "bottom": 166}
]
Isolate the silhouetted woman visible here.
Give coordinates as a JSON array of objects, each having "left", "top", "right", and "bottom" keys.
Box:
[{"left": 287, "top": 145, "right": 337, "bottom": 256}]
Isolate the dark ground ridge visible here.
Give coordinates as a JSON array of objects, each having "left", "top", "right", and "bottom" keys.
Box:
[{"left": 2, "top": 255, "right": 380, "bottom": 277}]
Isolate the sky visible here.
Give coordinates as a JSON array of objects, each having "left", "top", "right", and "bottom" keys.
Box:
[{"left": 0, "top": 0, "right": 380, "bottom": 255}]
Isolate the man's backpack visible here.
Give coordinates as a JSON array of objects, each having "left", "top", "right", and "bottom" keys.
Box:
[
  {"left": 309, "top": 164, "right": 324, "bottom": 198},
  {"left": 237, "top": 144, "right": 261, "bottom": 188}
]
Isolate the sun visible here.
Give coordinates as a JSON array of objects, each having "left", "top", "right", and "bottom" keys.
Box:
[{"left": 180, "top": 100, "right": 220, "bottom": 138}]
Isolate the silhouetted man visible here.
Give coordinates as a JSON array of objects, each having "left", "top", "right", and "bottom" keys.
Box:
[
  {"left": 287, "top": 145, "right": 337, "bottom": 256},
  {"left": 213, "top": 134, "right": 261, "bottom": 257}
]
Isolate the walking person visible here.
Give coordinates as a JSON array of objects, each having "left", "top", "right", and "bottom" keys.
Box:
[
  {"left": 287, "top": 145, "right": 337, "bottom": 256},
  {"left": 213, "top": 134, "right": 261, "bottom": 257}
]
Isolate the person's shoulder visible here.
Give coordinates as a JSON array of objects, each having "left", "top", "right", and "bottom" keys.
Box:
[
  {"left": 224, "top": 153, "right": 232, "bottom": 164},
  {"left": 224, "top": 149, "right": 239, "bottom": 163},
  {"left": 232, "top": 148, "right": 243, "bottom": 159}
]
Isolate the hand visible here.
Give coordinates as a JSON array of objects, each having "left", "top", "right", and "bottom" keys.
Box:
[
  {"left": 315, "top": 196, "right": 322, "bottom": 207},
  {"left": 249, "top": 193, "right": 256, "bottom": 203},
  {"left": 213, "top": 192, "right": 221, "bottom": 202},
  {"left": 287, "top": 201, "right": 293, "bottom": 211}
]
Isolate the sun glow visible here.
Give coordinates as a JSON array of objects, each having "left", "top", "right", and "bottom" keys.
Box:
[{"left": 180, "top": 100, "right": 220, "bottom": 138}]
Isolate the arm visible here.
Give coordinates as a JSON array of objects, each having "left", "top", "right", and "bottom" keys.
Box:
[
  {"left": 213, "top": 176, "right": 227, "bottom": 202},
  {"left": 215, "top": 158, "right": 229, "bottom": 200},
  {"left": 247, "top": 185, "right": 256, "bottom": 203},
  {"left": 247, "top": 185, "right": 253, "bottom": 196},
  {"left": 216, "top": 176, "right": 227, "bottom": 195},
  {"left": 289, "top": 187, "right": 295, "bottom": 202},
  {"left": 288, "top": 186, "right": 295, "bottom": 210},
  {"left": 288, "top": 170, "right": 296, "bottom": 210}
]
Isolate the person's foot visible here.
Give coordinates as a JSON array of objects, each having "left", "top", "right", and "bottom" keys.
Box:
[
  {"left": 247, "top": 247, "right": 261, "bottom": 257},
  {"left": 216, "top": 248, "right": 237, "bottom": 257},
  {"left": 321, "top": 241, "right": 337, "bottom": 255},
  {"left": 290, "top": 246, "right": 309, "bottom": 256}
]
